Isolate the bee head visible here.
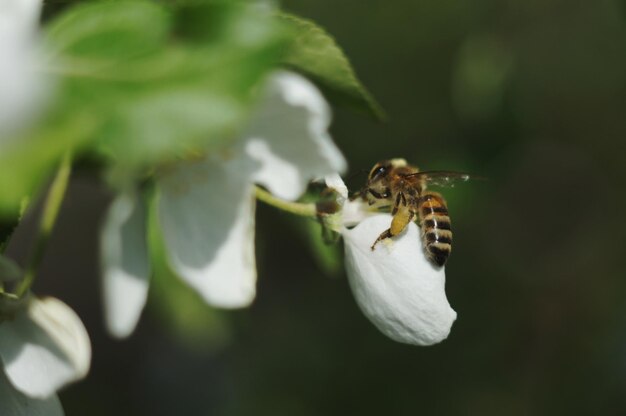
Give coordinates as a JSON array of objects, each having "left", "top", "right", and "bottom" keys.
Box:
[
  {"left": 368, "top": 159, "right": 406, "bottom": 182},
  {"left": 363, "top": 160, "right": 396, "bottom": 201},
  {"left": 368, "top": 161, "right": 391, "bottom": 183}
]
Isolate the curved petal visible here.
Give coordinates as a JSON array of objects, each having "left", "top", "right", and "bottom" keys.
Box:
[
  {"left": 157, "top": 156, "right": 257, "bottom": 308},
  {"left": 244, "top": 70, "right": 347, "bottom": 201},
  {"left": 0, "top": 297, "right": 91, "bottom": 398},
  {"left": 100, "top": 191, "right": 150, "bottom": 338},
  {"left": 343, "top": 215, "right": 456, "bottom": 346},
  {"left": 0, "top": 370, "right": 63, "bottom": 416},
  {"left": 324, "top": 173, "right": 348, "bottom": 200}
]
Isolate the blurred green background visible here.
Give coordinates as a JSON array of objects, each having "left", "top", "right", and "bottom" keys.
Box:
[{"left": 25, "top": 0, "right": 626, "bottom": 414}]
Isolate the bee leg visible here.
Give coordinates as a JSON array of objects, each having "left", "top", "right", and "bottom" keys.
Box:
[
  {"left": 371, "top": 191, "right": 413, "bottom": 250},
  {"left": 368, "top": 188, "right": 392, "bottom": 201},
  {"left": 370, "top": 229, "right": 393, "bottom": 250},
  {"left": 371, "top": 204, "right": 415, "bottom": 250},
  {"left": 371, "top": 192, "right": 402, "bottom": 250}
]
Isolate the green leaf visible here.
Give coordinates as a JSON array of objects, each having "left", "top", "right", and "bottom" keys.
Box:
[
  {"left": 279, "top": 13, "right": 385, "bottom": 120},
  {"left": 0, "top": 1, "right": 288, "bottom": 215},
  {"left": 45, "top": 0, "right": 288, "bottom": 169},
  {"left": 46, "top": 0, "right": 170, "bottom": 60},
  {"left": 0, "top": 108, "right": 100, "bottom": 216},
  {"left": 0, "top": 214, "right": 21, "bottom": 253}
]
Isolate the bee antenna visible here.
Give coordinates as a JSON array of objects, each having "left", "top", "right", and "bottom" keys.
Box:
[{"left": 345, "top": 169, "right": 369, "bottom": 182}]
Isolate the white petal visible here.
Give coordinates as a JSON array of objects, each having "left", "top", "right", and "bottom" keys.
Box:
[
  {"left": 100, "top": 191, "right": 150, "bottom": 338},
  {"left": 0, "top": 0, "right": 41, "bottom": 37},
  {"left": 341, "top": 199, "right": 379, "bottom": 228},
  {"left": 324, "top": 173, "right": 348, "bottom": 200},
  {"left": 343, "top": 215, "right": 456, "bottom": 345},
  {"left": 0, "top": 297, "right": 91, "bottom": 398},
  {"left": 0, "top": 370, "right": 63, "bottom": 416},
  {"left": 158, "top": 156, "right": 257, "bottom": 308},
  {"left": 0, "top": 0, "right": 48, "bottom": 138},
  {"left": 244, "top": 70, "right": 347, "bottom": 201}
]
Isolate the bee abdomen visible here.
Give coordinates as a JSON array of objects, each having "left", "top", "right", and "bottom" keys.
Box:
[
  {"left": 419, "top": 193, "right": 453, "bottom": 267},
  {"left": 426, "top": 241, "right": 452, "bottom": 267}
]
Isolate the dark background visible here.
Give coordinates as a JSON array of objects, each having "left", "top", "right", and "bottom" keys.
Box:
[{"left": 25, "top": 0, "right": 626, "bottom": 414}]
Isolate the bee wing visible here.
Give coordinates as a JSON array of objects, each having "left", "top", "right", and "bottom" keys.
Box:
[{"left": 401, "top": 171, "right": 475, "bottom": 187}]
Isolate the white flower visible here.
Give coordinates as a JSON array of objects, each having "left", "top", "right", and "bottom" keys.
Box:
[
  {"left": 0, "top": 370, "right": 63, "bottom": 416},
  {"left": 100, "top": 191, "right": 150, "bottom": 338},
  {"left": 325, "top": 175, "right": 457, "bottom": 346},
  {"left": 0, "top": 295, "right": 91, "bottom": 415},
  {"left": 101, "top": 70, "right": 347, "bottom": 338},
  {"left": 0, "top": 0, "right": 50, "bottom": 139}
]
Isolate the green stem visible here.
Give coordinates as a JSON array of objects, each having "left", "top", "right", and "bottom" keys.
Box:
[
  {"left": 15, "top": 153, "right": 72, "bottom": 297},
  {"left": 254, "top": 186, "right": 317, "bottom": 217}
]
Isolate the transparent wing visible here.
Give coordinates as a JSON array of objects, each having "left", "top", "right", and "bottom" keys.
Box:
[{"left": 401, "top": 171, "right": 475, "bottom": 187}]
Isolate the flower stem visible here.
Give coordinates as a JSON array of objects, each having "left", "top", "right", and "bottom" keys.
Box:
[
  {"left": 254, "top": 186, "right": 317, "bottom": 217},
  {"left": 15, "top": 153, "right": 72, "bottom": 297}
]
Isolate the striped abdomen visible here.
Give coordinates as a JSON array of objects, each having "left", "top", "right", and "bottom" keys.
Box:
[{"left": 418, "top": 192, "right": 452, "bottom": 267}]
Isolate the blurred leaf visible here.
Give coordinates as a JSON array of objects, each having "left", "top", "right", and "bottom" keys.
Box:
[
  {"left": 279, "top": 13, "right": 386, "bottom": 121},
  {"left": 1, "top": 0, "right": 288, "bottom": 214},
  {"left": 46, "top": 0, "right": 170, "bottom": 59},
  {"left": 44, "top": 0, "right": 288, "bottom": 170},
  {"left": 0, "top": 217, "right": 20, "bottom": 254},
  {"left": 0, "top": 199, "right": 29, "bottom": 252},
  {"left": 0, "top": 108, "right": 100, "bottom": 215},
  {"left": 146, "top": 189, "right": 232, "bottom": 352}
]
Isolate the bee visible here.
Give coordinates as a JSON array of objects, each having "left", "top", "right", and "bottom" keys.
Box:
[{"left": 355, "top": 158, "right": 470, "bottom": 267}]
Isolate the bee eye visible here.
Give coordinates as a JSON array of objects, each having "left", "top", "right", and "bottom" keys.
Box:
[{"left": 370, "top": 165, "right": 389, "bottom": 181}]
